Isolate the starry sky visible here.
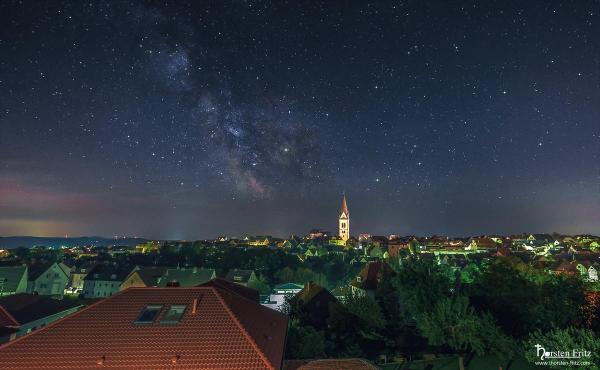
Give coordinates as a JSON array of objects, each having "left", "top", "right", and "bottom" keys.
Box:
[{"left": 1, "top": 1, "right": 599, "bottom": 239}]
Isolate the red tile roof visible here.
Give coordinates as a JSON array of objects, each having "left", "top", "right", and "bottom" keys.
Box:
[
  {"left": 198, "top": 277, "right": 260, "bottom": 302},
  {"left": 0, "top": 305, "right": 19, "bottom": 327},
  {"left": 351, "top": 261, "right": 395, "bottom": 290},
  {"left": 0, "top": 286, "right": 288, "bottom": 369},
  {"left": 284, "top": 359, "right": 379, "bottom": 370},
  {"left": 0, "top": 293, "right": 81, "bottom": 325}
]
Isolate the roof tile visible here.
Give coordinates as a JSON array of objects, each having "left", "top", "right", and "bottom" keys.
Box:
[{"left": 0, "top": 286, "right": 288, "bottom": 369}]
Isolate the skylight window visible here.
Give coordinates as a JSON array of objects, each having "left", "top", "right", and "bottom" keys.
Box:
[
  {"left": 161, "top": 305, "right": 187, "bottom": 323},
  {"left": 135, "top": 305, "right": 163, "bottom": 323}
]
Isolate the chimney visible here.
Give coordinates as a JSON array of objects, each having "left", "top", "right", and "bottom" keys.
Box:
[{"left": 192, "top": 298, "right": 198, "bottom": 314}]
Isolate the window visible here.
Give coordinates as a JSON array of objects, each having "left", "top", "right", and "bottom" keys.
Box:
[
  {"left": 135, "top": 305, "right": 163, "bottom": 323},
  {"left": 161, "top": 305, "right": 187, "bottom": 323}
]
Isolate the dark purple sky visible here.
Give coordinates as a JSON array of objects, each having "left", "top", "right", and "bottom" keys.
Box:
[{"left": 1, "top": 1, "right": 599, "bottom": 239}]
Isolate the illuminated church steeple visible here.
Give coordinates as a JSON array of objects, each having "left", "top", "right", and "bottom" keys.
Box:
[{"left": 339, "top": 192, "right": 349, "bottom": 242}]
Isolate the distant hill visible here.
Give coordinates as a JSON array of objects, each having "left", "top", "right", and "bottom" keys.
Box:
[{"left": 0, "top": 236, "right": 156, "bottom": 249}]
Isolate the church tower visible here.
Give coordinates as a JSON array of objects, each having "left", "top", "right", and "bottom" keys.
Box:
[{"left": 338, "top": 192, "right": 350, "bottom": 242}]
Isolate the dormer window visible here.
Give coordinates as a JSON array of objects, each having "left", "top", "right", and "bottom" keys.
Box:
[
  {"left": 135, "top": 305, "right": 163, "bottom": 324},
  {"left": 161, "top": 305, "right": 187, "bottom": 323}
]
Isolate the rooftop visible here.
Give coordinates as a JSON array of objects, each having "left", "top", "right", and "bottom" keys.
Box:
[
  {"left": 0, "top": 285, "right": 288, "bottom": 369},
  {"left": 0, "top": 293, "right": 81, "bottom": 326}
]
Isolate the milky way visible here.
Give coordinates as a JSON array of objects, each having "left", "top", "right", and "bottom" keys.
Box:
[{"left": 0, "top": 1, "right": 599, "bottom": 238}]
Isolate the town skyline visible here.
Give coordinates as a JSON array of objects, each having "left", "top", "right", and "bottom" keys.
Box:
[
  {"left": 0, "top": 188, "right": 597, "bottom": 244},
  {"left": 2, "top": 190, "right": 598, "bottom": 241}
]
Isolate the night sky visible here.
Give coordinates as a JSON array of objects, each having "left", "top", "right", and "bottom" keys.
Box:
[{"left": 1, "top": 1, "right": 599, "bottom": 239}]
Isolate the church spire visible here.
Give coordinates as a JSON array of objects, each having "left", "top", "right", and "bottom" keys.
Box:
[
  {"left": 339, "top": 192, "right": 349, "bottom": 242},
  {"left": 340, "top": 192, "right": 349, "bottom": 217}
]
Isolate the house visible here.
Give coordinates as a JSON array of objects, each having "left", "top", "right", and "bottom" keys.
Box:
[
  {"left": 551, "top": 260, "right": 579, "bottom": 276},
  {"left": 262, "top": 283, "right": 304, "bottom": 311},
  {"left": 279, "top": 239, "right": 297, "bottom": 249},
  {"left": 530, "top": 234, "right": 556, "bottom": 243},
  {"left": 134, "top": 241, "right": 161, "bottom": 254},
  {"left": 0, "top": 294, "right": 81, "bottom": 343},
  {"left": 0, "top": 285, "right": 288, "bottom": 369},
  {"left": 387, "top": 242, "right": 409, "bottom": 258},
  {"left": 466, "top": 237, "right": 498, "bottom": 251},
  {"left": 495, "top": 245, "right": 512, "bottom": 257},
  {"left": 82, "top": 264, "right": 132, "bottom": 298},
  {"left": 307, "top": 229, "right": 329, "bottom": 239},
  {"left": 588, "top": 265, "right": 599, "bottom": 282},
  {"left": 26, "top": 263, "right": 69, "bottom": 299},
  {"left": 120, "top": 266, "right": 167, "bottom": 290},
  {"left": 226, "top": 269, "right": 258, "bottom": 287},
  {"left": 288, "top": 281, "right": 339, "bottom": 329},
  {"left": 329, "top": 236, "right": 346, "bottom": 247},
  {"left": 574, "top": 261, "right": 600, "bottom": 282},
  {"left": 370, "top": 236, "right": 389, "bottom": 248},
  {"left": 66, "top": 262, "right": 97, "bottom": 294},
  {"left": 351, "top": 261, "right": 396, "bottom": 298},
  {"left": 245, "top": 236, "right": 272, "bottom": 247},
  {"left": 156, "top": 267, "right": 216, "bottom": 287},
  {"left": 0, "top": 266, "right": 28, "bottom": 297}
]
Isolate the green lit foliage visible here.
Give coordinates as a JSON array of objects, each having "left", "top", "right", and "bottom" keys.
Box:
[
  {"left": 459, "top": 262, "right": 480, "bottom": 284},
  {"left": 327, "top": 293, "right": 386, "bottom": 358},
  {"left": 247, "top": 273, "right": 271, "bottom": 294},
  {"left": 470, "top": 256, "right": 586, "bottom": 338},
  {"left": 344, "top": 293, "right": 386, "bottom": 330},
  {"left": 394, "top": 257, "right": 455, "bottom": 314},
  {"left": 285, "top": 319, "right": 326, "bottom": 359},
  {"left": 275, "top": 267, "right": 327, "bottom": 287},
  {"left": 417, "top": 296, "right": 516, "bottom": 370}
]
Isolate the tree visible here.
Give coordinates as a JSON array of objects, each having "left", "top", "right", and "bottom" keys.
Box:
[
  {"left": 327, "top": 293, "right": 386, "bottom": 359},
  {"left": 275, "top": 266, "right": 295, "bottom": 282},
  {"left": 469, "top": 257, "right": 586, "bottom": 338},
  {"left": 394, "top": 257, "right": 454, "bottom": 315},
  {"left": 247, "top": 273, "right": 270, "bottom": 294},
  {"left": 523, "top": 327, "right": 600, "bottom": 370},
  {"left": 285, "top": 319, "right": 326, "bottom": 359},
  {"left": 343, "top": 293, "right": 386, "bottom": 331},
  {"left": 416, "top": 296, "right": 515, "bottom": 370}
]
